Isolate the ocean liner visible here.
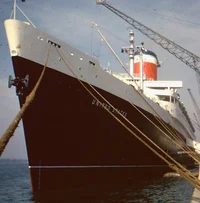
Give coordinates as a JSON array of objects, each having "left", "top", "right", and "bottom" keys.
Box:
[{"left": 4, "top": 2, "right": 198, "bottom": 192}]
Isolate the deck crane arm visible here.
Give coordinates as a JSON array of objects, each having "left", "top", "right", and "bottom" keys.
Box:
[{"left": 96, "top": 0, "right": 200, "bottom": 92}]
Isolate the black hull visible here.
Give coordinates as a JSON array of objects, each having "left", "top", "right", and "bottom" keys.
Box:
[{"left": 12, "top": 56, "right": 195, "bottom": 192}]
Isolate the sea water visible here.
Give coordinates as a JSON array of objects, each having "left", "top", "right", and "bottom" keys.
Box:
[{"left": 0, "top": 159, "right": 196, "bottom": 203}]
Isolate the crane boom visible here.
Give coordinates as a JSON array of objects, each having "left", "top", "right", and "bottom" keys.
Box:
[{"left": 96, "top": 0, "right": 200, "bottom": 92}]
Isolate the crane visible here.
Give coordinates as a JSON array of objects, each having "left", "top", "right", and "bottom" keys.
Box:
[{"left": 96, "top": 0, "right": 200, "bottom": 94}]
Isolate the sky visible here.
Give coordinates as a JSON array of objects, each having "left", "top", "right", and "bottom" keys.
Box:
[{"left": 0, "top": 0, "right": 200, "bottom": 159}]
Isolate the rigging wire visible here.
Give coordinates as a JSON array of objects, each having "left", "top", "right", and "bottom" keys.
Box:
[
  {"left": 118, "top": 4, "right": 200, "bottom": 28},
  {"left": 96, "top": 37, "right": 102, "bottom": 59},
  {"left": 10, "top": 8, "right": 14, "bottom": 19},
  {"left": 97, "top": 25, "right": 128, "bottom": 45},
  {"left": 16, "top": 5, "right": 36, "bottom": 28},
  {"left": 9, "top": 1, "right": 36, "bottom": 27},
  {"left": 90, "top": 26, "right": 94, "bottom": 57},
  {"left": 92, "top": 3, "right": 103, "bottom": 59}
]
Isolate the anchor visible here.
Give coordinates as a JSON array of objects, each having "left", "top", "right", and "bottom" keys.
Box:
[{"left": 8, "top": 74, "right": 29, "bottom": 95}]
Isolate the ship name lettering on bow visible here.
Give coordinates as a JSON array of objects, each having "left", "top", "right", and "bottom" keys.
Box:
[{"left": 92, "top": 99, "right": 127, "bottom": 117}]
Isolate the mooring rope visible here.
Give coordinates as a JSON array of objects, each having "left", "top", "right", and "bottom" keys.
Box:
[
  {"left": 128, "top": 99, "right": 200, "bottom": 164},
  {"left": 0, "top": 44, "right": 51, "bottom": 157},
  {"left": 56, "top": 47, "right": 200, "bottom": 190},
  {"left": 92, "top": 24, "right": 200, "bottom": 163}
]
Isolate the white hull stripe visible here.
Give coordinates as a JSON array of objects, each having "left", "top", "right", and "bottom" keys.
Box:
[{"left": 29, "top": 165, "right": 167, "bottom": 169}]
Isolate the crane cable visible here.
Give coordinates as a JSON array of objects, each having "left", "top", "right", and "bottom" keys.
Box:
[
  {"left": 92, "top": 23, "right": 200, "bottom": 163},
  {"left": 55, "top": 47, "right": 200, "bottom": 190}
]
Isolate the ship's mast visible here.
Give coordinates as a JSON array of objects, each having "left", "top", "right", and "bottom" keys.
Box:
[
  {"left": 13, "top": 0, "right": 17, "bottom": 19},
  {"left": 139, "top": 50, "right": 143, "bottom": 92},
  {"left": 129, "top": 30, "right": 134, "bottom": 77},
  {"left": 11, "top": 0, "right": 36, "bottom": 28}
]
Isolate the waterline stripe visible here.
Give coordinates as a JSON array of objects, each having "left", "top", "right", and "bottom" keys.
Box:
[{"left": 29, "top": 165, "right": 167, "bottom": 169}]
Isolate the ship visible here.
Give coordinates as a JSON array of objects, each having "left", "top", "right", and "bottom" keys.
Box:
[{"left": 4, "top": 3, "right": 198, "bottom": 193}]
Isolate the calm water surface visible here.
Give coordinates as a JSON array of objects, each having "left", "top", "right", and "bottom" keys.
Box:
[{"left": 0, "top": 159, "right": 196, "bottom": 202}]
